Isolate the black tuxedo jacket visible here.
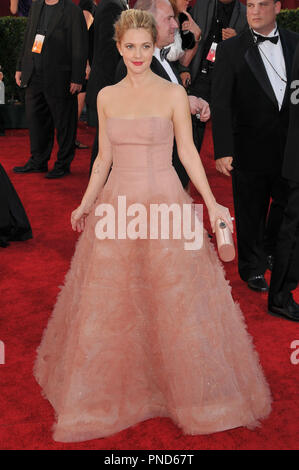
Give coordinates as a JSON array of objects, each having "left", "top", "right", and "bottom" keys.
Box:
[
  {"left": 211, "top": 28, "right": 299, "bottom": 173},
  {"left": 86, "top": 0, "right": 128, "bottom": 109},
  {"left": 283, "top": 43, "right": 299, "bottom": 183},
  {"left": 17, "top": 0, "right": 88, "bottom": 98},
  {"left": 115, "top": 55, "right": 182, "bottom": 84}
]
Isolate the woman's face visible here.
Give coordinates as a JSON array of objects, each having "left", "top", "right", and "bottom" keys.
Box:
[
  {"left": 176, "top": 0, "right": 190, "bottom": 13},
  {"left": 117, "top": 28, "right": 155, "bottom": 75}
]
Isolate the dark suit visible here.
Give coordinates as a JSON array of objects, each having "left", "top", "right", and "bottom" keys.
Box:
[
  {"left": 115, "top": 54, "right": 190, "bottom": 188},
  {"left": 190, "top": 0, "right": 247, "bottom": 100},
  {"left": 17, "top": 0, "right": 88, "bottom": 170},
  {"left": 211, "top": 28, "right": 299, "bottom": 281},
  {"left": 269, "top": 44, "right": 299, "bottom": 304},
  {"left": 86, "top": 0, "right": 128, "bottom": 173}
]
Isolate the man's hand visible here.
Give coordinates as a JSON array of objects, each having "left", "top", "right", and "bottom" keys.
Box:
[
  {"left": 188, "top": 96, "right": 211, "bottom": 121},
  {"left": 15, "top": 71, "right": 22, "bottom": 87},
  {"left": 222, "top": 28, "right": 237, "bottom": 41},
  {"left": 70, "top": 83, "right": 82, "bottom": 95},
  {"left": 197, "top": 98, "right": 210, "bottom": 122},
  {"left": 180, "top": 71, "right": 191, "bottom": 89},
  {"left": 188, "top": 95, "right": 200, "bottom": 115},
  {"left": 215, "top": 156, "right": 234, "bottom": 176}
]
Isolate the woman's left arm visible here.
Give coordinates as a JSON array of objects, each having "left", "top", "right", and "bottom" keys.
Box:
[{"left": 171, "top": 85, "right": 233, "bottom": 233}]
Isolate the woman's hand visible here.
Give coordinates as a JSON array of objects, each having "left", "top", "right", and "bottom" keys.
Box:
[
  {"left": 181, "top": 11, "right": 201, "bottom": 41},
  {"left": 71, "top": 205, "right": 91, "bottom": 232},
  {"left": 207, "top": 202, "right": 234, "bottom": 234}
]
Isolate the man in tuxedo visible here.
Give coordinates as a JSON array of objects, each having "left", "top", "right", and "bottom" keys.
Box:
[
  {"left": 211, "top": 0, "right": 299, "bottom": 291},
  {"left": 268, "top": 44, "right": 299, "bottom": 321},
  {"left": 190, "top": 0, "right": 247, "bottom": 103},
  {"left": 86, "top": 0, "right": 129, "bottom": 174},
  {"left": 13, "top": 0, "right": 88, "bottom": 178},
  {"left": 0, "top": 67, "right": 4, "bottom": 134},
  {"left": 116, "top": 0, "right": 211, "bottom": 188}
]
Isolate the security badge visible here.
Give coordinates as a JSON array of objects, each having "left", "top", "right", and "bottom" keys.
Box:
[
  {"left": 206, "top": 42, "right": 218, "bottom": 63},
  {"left": 32, "top": 34, "right": 45, "bottom": 54}
]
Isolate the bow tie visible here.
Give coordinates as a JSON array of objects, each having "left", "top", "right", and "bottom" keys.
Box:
[
  {"left": 254, "top": 33, "right": 279, "bottom": 45},
  {"left": 160, "top": 47, "right": 171, "bottom": 61}
]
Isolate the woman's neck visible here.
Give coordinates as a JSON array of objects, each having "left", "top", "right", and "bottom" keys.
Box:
[{"left": 124, "top": 68, "right": 155, "bottom": 89}]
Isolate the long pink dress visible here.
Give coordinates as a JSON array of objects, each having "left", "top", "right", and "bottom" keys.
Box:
[{"left": 34, "top": 117, "right": 271, "bottom": 442}]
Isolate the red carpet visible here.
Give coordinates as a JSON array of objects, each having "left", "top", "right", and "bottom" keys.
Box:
[{"left": 0, "top": 122, "right": 298, "bottom": 450}]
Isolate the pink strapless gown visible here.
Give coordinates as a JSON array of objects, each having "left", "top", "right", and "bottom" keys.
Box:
[{"left": 34, "top": 117, "right": 271, "bottom": 442}]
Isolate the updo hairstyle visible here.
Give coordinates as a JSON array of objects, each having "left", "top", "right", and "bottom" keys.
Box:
[{"left": 114, "top": 9, "right": 157, "bottom": 44}]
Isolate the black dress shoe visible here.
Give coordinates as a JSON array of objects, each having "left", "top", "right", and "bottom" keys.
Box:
[
  {"left": 268, "top": 294, "right": 299, "bottom": 322},
  {"left": 13, "top": 162, "right": 48, "bottom": 173},
  {"left": 247, "top": 274, "right": 269, "bottom": 292},
  {"left": 45, "top": 168, "right": 70, "bottom": 179},
  {"left": 267, "top": 255, "right": 274, "bottom": 271}
]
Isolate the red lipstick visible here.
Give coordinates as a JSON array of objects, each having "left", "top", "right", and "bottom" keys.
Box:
[{"left": 132, "top": 61, "right": 143, "bottom": 66}]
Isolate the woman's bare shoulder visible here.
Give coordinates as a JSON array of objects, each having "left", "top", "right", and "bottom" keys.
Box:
[
  {"left": 97, "top": 84, "right": 120, "bottom": 102},
  {"left": 96, "top": 83, "right": 127, "bottom": 116},
  {"left": 154, "top": 77, "right": 187, "bottom": 99},
  {"left": 168, "top": 81, "right": 187, "bottom": 98}
]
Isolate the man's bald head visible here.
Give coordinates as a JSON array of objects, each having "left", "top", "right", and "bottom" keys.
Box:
[
  {"left": 134, "top": 0, "right": 177, "bottom": 48},
  {"left": 134, "top": 0, "right": 172, "bottom": 18}
]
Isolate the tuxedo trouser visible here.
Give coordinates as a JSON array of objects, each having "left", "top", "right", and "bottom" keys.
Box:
[
  {"left": 232, "top": 168, "right": 288, "bottom": 281},
  {"left": 269, "top": 181, "right": 299, "bottom": 304},
  {"left": 25, "top": 72, "right": 78, "bottom": 170}
]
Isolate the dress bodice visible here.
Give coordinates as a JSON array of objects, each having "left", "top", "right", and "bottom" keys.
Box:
[{"left": 106, "top": 117, "right": 174, "bottom": 171}]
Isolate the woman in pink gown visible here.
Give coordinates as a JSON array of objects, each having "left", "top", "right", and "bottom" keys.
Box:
[{"left": 33, "top": 9, "right": 271, "bottom": 442}]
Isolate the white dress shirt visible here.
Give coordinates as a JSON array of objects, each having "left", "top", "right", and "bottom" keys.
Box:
[
  {"left": 167, "top": 30, "right": 184, "bottom": 62},
  {"left": 153, "top": 47, "right": 179, "bottom": 84},
  {"left": 254, "top": 26, "right": 287, "bottom": 110}
]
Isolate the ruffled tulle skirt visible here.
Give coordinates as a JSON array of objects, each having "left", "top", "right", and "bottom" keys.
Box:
[{"left": 34, "top": 168, "right": 271, "bottom": 442}]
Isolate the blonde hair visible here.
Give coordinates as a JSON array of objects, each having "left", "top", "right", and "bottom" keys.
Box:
[
  {"left": 114, "top": 9, "right": 157, "bottom": 44},
  {"left": 169, "top": 0, "right": 179, "bottom": 17}
]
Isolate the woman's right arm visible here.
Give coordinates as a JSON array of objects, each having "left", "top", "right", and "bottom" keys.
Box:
[{"left": 71, "top": 89, "right": 113, "bottom": 232}]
